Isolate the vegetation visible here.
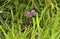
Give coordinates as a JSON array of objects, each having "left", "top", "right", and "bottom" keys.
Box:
[{"left": 0, "top": 0, "right": 60, "bottom": 39}]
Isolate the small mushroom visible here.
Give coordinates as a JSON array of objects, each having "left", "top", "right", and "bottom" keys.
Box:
[
  {"left": 24, "top": 11, "right": 32, "bottom": 18},
  {"left": 24, "top": 11, "right": 32, "bottom": 25},
  {"left": 31, "top": 10, "right": 36, "bottom": 16}
]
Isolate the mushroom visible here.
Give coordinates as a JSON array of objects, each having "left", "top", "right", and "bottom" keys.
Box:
[
  {"left": 31, "top": 10, "right": 36, "bottom": 16},
  {"left": 24, "top": 11, "right": 32, "bottom": 18}
]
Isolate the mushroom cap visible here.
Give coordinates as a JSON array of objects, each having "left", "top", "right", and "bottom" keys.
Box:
[
  {"left": 24, "top": 11, "right": 32, "bottom": 18},
  {"left": 31, "top": 10, "right": 36, "bottom": 16}
]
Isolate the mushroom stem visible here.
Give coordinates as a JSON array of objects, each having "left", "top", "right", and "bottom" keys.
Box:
[{"left": 26, "top": 18, "right": 30, "bottom": 26}]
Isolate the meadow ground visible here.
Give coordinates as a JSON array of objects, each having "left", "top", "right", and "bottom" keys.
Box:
[{"left": 0, "top": 0, "right": 60, "bottom": 39}]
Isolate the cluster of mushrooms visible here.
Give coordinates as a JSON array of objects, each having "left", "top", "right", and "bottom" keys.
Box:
[
  {"left": 24, "top": 10, "right": 36, "bottom": 25},
  {"left": 24, "top": 10, "right": 36, "bottom": 18},
  {"left": 21, "top": 10, "right": 36, "bottom": 32}
]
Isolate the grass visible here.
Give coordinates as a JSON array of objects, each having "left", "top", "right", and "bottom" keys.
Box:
[{"left": 0, "top": 0, "right": 60, "bottom": 39}]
